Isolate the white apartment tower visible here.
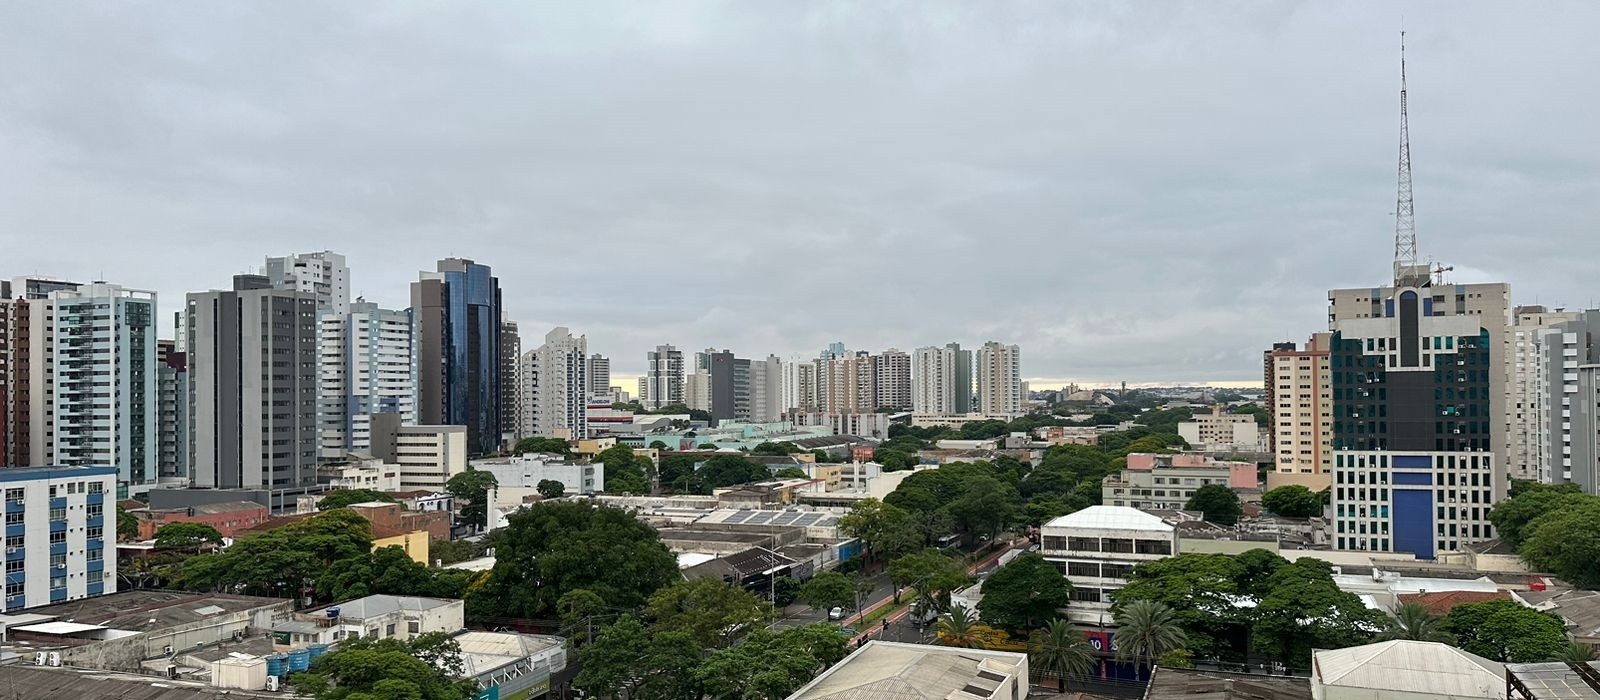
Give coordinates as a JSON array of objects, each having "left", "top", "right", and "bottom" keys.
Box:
[
  {"left": 587, "top": 353, "right": 611, "bottom": 397},
  {"left": 521, "top": 327, "right": 588, "bottom": 439},
  {"left": 644, "top": 344, "right": 684, "bottom": 410},
  {"left": 780, "top": 357, "right": 818, "bottom": 413},
  {"left": 976, "top": 341, "right": 1022, "bottom": 417},
  {"left": 1509, "top": 306, "right": 1578, "bottom": 482},
  {"left": 912, "top": 343, "right": 973, "bottom": 416},
  {"left": 264, "top": 251, "right": 350, "bottom": 315},
  {"left": 317, "top": 300, "right": 417, "bottom": 459},
  {"left": 50, "top": 283, "right": 160, "bottom": 495},
  {"left": 1, "top": 466, "right": 119, "bottom": 611}
]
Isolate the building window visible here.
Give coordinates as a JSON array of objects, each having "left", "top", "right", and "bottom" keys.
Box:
[
  {"left": 1135, "top": 540, "right": 1172, "bottom": 556},
  {"left": 1101, "top": 563, "right": 1135, "bottom": 579},
  {"left": 1066, "top": 561, "right": 1099, "bottom": 577},
  {"left": 1102, "top": 538, "right": 1135, "bottom": 554},
  {"left": 1071, "top": 588, "right": 1102, "bottom": 603},
  {"left": 1066, "top": 537, "right": 1100, "bottom": 552},
  {"left": 1042, "top": 536, "right": 1067, "bottom": 551}
]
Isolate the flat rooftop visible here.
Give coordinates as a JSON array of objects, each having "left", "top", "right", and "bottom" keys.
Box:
[
  {"left": 788, "top": 640, "right": 1026, "bottom": 700},
  {"left": 0, "top": 465, "right": 118, "bottom": 482},
  {"left": 1144, "top": 667, "right": 1310, "bottom": 700},
  {"left": 0, "top": 665, "right": 282, "bottom": 699},
  {"left": 7, "top": 590, "right": 284, "bottom": 633}
]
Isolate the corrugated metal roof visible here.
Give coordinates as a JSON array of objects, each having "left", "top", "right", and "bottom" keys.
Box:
[
  {"left": 1314, "top": 640, "right": 1502, "bottom": 697},
  {"left": 0, "top": 666, "right": 278, "bottom": 699}
]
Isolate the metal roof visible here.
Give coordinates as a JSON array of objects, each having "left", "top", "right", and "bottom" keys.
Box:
[
  {"left": 1508, "top": 662, "right": 1600, "bottom": 700},
  {"left": 1045, "top": 505, "right": 1174, "bottom": 532},
  {"left": 1314, "top": 640, "right": 1502, "bottom": 697},
  {"left": 1143, "top": 667, "right": 1311, "bottom": 700}
]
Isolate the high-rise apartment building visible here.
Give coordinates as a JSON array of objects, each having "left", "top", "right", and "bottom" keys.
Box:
[
  {"left": 820, "top": 351, "right": 875, "bottom": 414},
  {"left": 317, "top": 300, "right": 416, "bottom": 459},
  {"left": 912, "top": 343, "right": 973, "bottom": 416},
  {"left": 412, "top": 258, "right": 502, "bottom": 456},
  {"left": 587, "top": 354, "right": 610, "bottom": 397},
  {"left": 1328, "top": 280, "right": 1508, "bottom": 558},
  {"left": 264, "top": 251, "right": 350, "bottom": 315},
  {"left": 1265, "top": 334, "right": 1333, "bottom": 487},
  {"left": 685, "top": 370, "right": 712, "bottom": 413},
  {"left": 705, "top": 350, "right": 752, "bottom": 423},
  {"left": 50, "top": 283, "right": 159, "bottom": 495},
  {"left": 644, "top": 345, "right": 684, "bottom": 410},
  {"left": 0, "top": 286, "right": 13, "bottom": 469},
  {"left": 748, "top": 355, "right": 784, "bottom": 423},
  {"left": 1508, "top": 306, "right": 1579, "bottom": 482},
  {"left": 520, "top": 327, "right": 588, "bottom": 439},
  {"left": 499, "top": 318, "right": 521, "bottom": 442},
  {"left": 873, "top": 349, "right": 912, "bottom": 411},
  {"left": 187, "top": 275, "right": 319, "bottom": 489},
  {"left": 156, "top": 340, "right": 188, "bottom": 481},
  {"left": 780, "top": 357, "right": 818, "bottom": 413},
  {"left": 370, "top": 414, "right": 468, "bottom": 491},
  {"left": 1539, "top": 311, "right": 1600, "bottom": 492},
  {"left": 976, "top": 342, "right": 1022, "bottom": 417},
  {"left": 5, "top": 277, "right": 84, "bottom": 468},
  {"left": 1, "top": 466, "right": 118, "bottom": 611}
]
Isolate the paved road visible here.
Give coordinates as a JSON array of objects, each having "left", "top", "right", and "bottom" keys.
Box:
[
  {"left": 770, "top": 570, "right": 897, "bottom": 630},
  {"left": 846, "top": 538, "right": 1025, "bottom": 646}
]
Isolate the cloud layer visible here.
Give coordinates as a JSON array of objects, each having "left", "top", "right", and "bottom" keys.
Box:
[{"left": 3, "top": 2, "right": 1596, "bottom": 386}]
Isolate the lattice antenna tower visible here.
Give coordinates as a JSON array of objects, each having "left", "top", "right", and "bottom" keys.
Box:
[{"left": 1393, "top": 31, "right": 1419, "bottom": 286}]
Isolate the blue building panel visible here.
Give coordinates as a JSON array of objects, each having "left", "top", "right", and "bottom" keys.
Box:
[
  {"left": 1393, "top": 472, "right": 1432, "bottom": 486},
  {"left": 1393, "top": 455, "right": 1432, "bottom": 469},
  {"left": 1393, "top": 489, "right": 1434, "bottom": 559}
]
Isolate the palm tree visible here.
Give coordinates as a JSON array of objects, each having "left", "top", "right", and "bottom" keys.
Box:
[
  {"left": 936, "top": 606, "right": 985, "bottom": 648},
  {"left": 1113, "top": 600, "right": 1188, "bottom": 669},
  {"left": 1030, "top": 619, "right": 1096, "bottom": 690},
  {"left": 1378, "top": 602, "right": 1455, "bottom": 643},
  {"left": 1554, "top": 642, "right": 1598, "bottom": 663}
]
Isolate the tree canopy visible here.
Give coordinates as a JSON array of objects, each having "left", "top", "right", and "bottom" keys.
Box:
[
  {"left": 171, "top": 509, "right": 373, "bottom": 598},
  {"left": 318, "top": 546, "right": 477, "bottom": 602},
  {"left": 1260, "top": 485, "right": 1324, "bottom": 518},
  {"left": 469, "top": 500, "right": 679, "bottom": 619},
  {"left": 536, "top": 479, "right": 566, "bottom": 499},
  {"left": 513, "top": 436, "right": 572, "bottom": 456},
  {"left": 644, "top": 578, "right": 776, "bottom": 649},
  {"left": 597, "top": 444, "right": 652, "bottom": 495},
  {"left": 576, "top": 614, "right": 847, "bottom": 700},
  {"left": 1488, "top": 482, "right": 1588, "bottom": 548},
  {"left": 1445, "top": 599, "right": 1569, "bottom": 662},
  {"left": 444, "top": 468, "right": 498, "bottom": 530},
  {"left": 318, "top": 489, "right": 396, "bottom": 511},
  {"left": 887, "top": 549, "right": 968, "bottom": 609},
  {"left": 978, "top": 553, "right": 1072, "bottom": 631},
  {"left": 153, "top": 522, "right": 224, "bottom": 551},
  {"left": 290, "top": 633, "right": 475, "bottom": 700},
  {"left": 1185, "top": 484, "right": 1243, "bottom": 526}
]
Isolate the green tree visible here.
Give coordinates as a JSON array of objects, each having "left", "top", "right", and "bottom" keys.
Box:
[
  {"left": 1113, "top": 600, "right": 1188, "bottom": 669},
  {"left": 153, "top": 522, "right": 223, "bottom": 552},
  {"left": 317, "top": 546, "right": 475, "bottom": 601},
  {"left": 597, "top": 444, "right": 651, "bottom": 495},
  {"left": 696, "top": 626, "right": 849, "bottom": 700},
  {"left": 694, "top": 454, "right": 770, "bottom": 490},
  {"left": 117, "top": 505, "right": 140, "bottom": 541},
  {"left": 751, "top": 441, "right": 801, "bottom": 456},
  {"left": 935, "top": 605, "right": 983, "bottom": 648},
  {"left": 1519, "top": 500, "right": 1600, "bottom": 588},
  {"left": 979, "top": 553, "right": 1072, "bottom": 631},
  {"left": 1261, "top": 485, "right": 1324, "bottom": 518},
  {"left": 1185, "top": 484, "right": 1243, "bottom": 526},
  {"left": 1445, "top": 599, "right": 1569, "bottom": 662},
  {"left": 575, "top": 616, "right": 652, "bottom": 698},
  {"left": 317, "top": 489, "right": 396, "bottom": 511},
  {"left": 444, "top": 467, "right": 498, "bottom": 530},
  {"left": 888, "top": 549, "right": 969, "bottom": 608},
  {"left": 1251, "top": 559, "right": 1383, "bottom": 665},
  {"left": 289, "top": 632, "right": 475, "bottom": 700},
  {"left": 1378, "top": 601, "right": 1454, "bottom": 642},
  {"left": 513, "top": 436, "right": 572, "bottom": 456},
  {"left": 468, "top": 501, "right": 678, "bottom": 619},
  {"left": 773, "top": 467, "right": 808, "bottom": 479},
  {"left": 1110, "top": 553, "right": 1246, "bottom": 658},
  {"left": 556, "top": 588, "right": 608, "bottom": 634},
  {"left": 644, "top": 578, "right": 775, "bottom": 649},
  {"left": 536, "top": 479, "right": 566, "bottom": 499},
  {"left": 839, "top": 499, "right": 924, "bottom": 564},
  {"left": 798, "top": 571, "right": 855, "bottom": 613},
  {"left": 1488, "top": 482, "right": 1590, "bottom": 548},
  {"left": 1555, "top": 642, "right": 1598, "bottom": 663},
  {"left": 430, "top": 538, "right": 486, "bottom": 566},
  {"left": 172, "top": 510, "right": 373, "bottom": 598},
  {"left": 1029, "top": 619, "right": 1096, "bottom": 691},
  {"left": 945, "top": 476, "right": 1017, "bottom": 539}
]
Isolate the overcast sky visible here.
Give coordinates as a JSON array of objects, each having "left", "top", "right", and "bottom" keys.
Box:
[{"left": 3, "top": 2, "right": 1596, "bottom": 388}]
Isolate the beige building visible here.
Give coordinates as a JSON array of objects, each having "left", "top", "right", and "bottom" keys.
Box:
[
  {"left": 1178, "top": 405, "right": 1263, "bottom": 452},
  {"left": 820, "top": 351, "right": 875, "bottom": 414},
  {"left": 976, "top": 341, "right": 1022, "bottom": 417},
  {"left": 1264, "top": 333, "right": 1332, "bottom": 489},
  {"left": 370, "top": 414, "right": 468, "bottom": 490}
]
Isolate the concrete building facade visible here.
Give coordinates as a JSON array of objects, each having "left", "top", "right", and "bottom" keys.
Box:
[
  {"left": 263, "top": 250, "right": 350, "bottom": 315},
  {"left": 1179, "top": 405, "right": 1264, "bottom": 453},
  {"left": 369, "top": 414, "right": 468, "bottom": 491},
  {"left": 1266, "top": 334, "right": 1333, "bottom": 485},
  {"left": 187, "top": 276, "right": 319, "bottom": 490},
  {"left": 156, "top": 340, "right": 188, "bottom": 481},
  {"left": 1102, "top": 453, "right": 1258, "bottom": 511},
  {"left": 317, "top": 300, "right": 416, "bottom": 459},
  {"left": 2, "top": 465, "right": 118, "bottom": 612},
  {"left": 1510, "top": 306, "right": 1579, "bottom": 482},
  {"left": 644, "top": 344, "right": 684, "bottom": 410},
  {"left": 912, "top": 343, "right": 973, "bottom": 416},
  {"left": 1541, "top": 310, "right": 1600, "bottom": 492},
  {"left": 1040, "top": 506, "right": 1176, "bottom": 625},
  {"left": 872, "top": 349, "right": 911, "bottom": 411},
  {"left": 49, "top": 284, "right": 159, "bottom": 495},
  {"left": 976, "top": 341, "right": 1022, "bottom": 417},
  {"left": 587, "top": 353, "right": 610, "bottom": 397},
  {"left": 520, "top": 327, "right": 588, "bottom": 439}
]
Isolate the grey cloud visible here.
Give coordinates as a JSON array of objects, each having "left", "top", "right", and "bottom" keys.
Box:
[{"left": 2, "top": 1, "right": 1597, "bottom": 386}]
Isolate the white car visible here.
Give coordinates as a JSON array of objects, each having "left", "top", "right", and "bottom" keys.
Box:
[{"left": 828, "top": 606, "right": 844, "bottom": 620}]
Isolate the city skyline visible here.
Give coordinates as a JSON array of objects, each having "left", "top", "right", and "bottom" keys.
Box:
[{"left": 5, "top": 4, "right": 1597, "bottom": 387}]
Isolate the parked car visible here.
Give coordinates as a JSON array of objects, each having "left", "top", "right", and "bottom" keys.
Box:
[{"left": 828, "top": 606, "right": 844, "bottom": 620}]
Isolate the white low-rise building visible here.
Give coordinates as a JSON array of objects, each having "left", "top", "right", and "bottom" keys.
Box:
[
  {"left": 317, "top": 454, "right": 402, "bottom": 492},
  {"left": 1311, "top": 640, "right": 1502, "bottom": 700},
  {"left": 271, "top": 595, "right": 464, "bottom": 647},
  {"left": 1040, "top": 506, "right": 1177, "bottom": 626},
  {"left": 475, "top": 454, "right": 604, "bottom": 496},
  {"left": 786, "top": 640, "right": 1028, "bottom": 700}
]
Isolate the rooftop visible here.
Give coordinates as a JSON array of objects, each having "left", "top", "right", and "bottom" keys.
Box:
[
  {"left": 454, "top": 630, "right": 564, "bottom": 678},
  {"left": 1507, "top": 662, "right": 1600, "bottom": 700},
  {"left": 1143, "top": 667, "right": 1311, "bottom": 700},
  {"left": 0, "top": 465, "right": 118, "bottom": 482},
  {"left": 786, "top": 640, "right": 1026, "bottom": 700},
  {"left": 1396, "top": 590, "right": 1512, "bottom": 616},
  {"left": 1313, "top": 640, "right": 1502, "bottom": 697},
  {"left": 1045, "top": 506, "right": 1174, "bottom": 532},
  {"left": 309, "top": 595, "right": 458, "bottom": 620},
  {"left": 6, "top": 591, "right": 284, "bottom": 633},
  {"left": 0, "top": 665, "right": 282, "bottom": 699}
]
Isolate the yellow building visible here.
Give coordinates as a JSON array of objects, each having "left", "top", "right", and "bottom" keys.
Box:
[{"left": 373, "top": 530, "right": 431, "bottom": 564}]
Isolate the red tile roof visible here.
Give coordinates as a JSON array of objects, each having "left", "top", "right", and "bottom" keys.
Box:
[{"left": 1396, "top": 590, "right": 1510, "bottom": 615}]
